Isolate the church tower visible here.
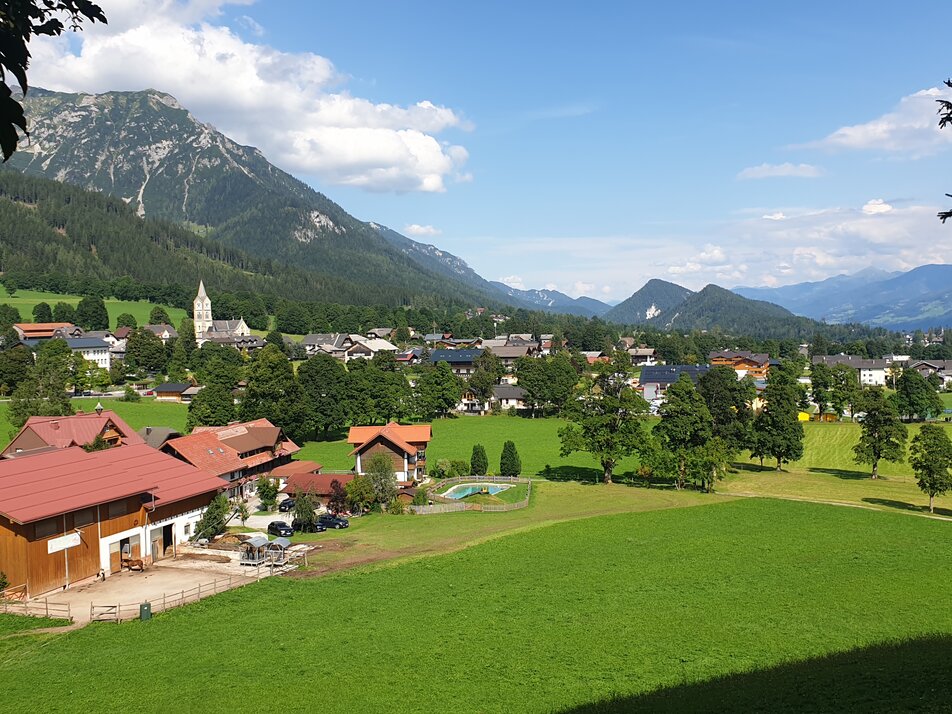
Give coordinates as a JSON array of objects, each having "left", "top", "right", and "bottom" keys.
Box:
[{"left": 193, "top": 280, "right": 213, "bottom": 344}]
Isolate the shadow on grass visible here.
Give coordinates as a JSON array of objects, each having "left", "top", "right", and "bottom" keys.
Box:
[
  {"left": 862, "top": 498, "right": 952, "bottom": 518},
  {"left": 541, "top": 466, "right": 609, "bottom": 484},
  {"left": 560, "top": 635, "right": 952, "bottom": 713},
  {"left": 807, "top": 467, "right": 873, "bottom": 481}
]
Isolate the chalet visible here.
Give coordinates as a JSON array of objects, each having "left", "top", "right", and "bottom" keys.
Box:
[
  {"left": 281, "top": 473, "right": 355, "bottom": 506},
  {"left": 113, "top": 327, "right": 133, "bottom": 341},
  {"left": 0, "top": 443, "right": 226, "bottom": 597},
  {"left": 207, "top": 334, "right": 265, "bottom": 352},
  {"left": 269, "top": 460, "right": 323, "bottom": 489},
  {"left": 154, "top": 382, "right": 203, "bottom": 403},
  {"left": 628, "top": 347, "right": 657, "bottom": 366},
  {"left": 162, "top": 419, "right": 300, "bottom": 498},
  {"left": 367, "top": 327, "right": 394, "bottom": 340},
  {"left": 487, "top": 344, "right": 534, "bottom": 370},
  {"left": 812, "top": 355, "right": 888, "bottom": 387},
  {"left": 142, "top": 324, "right": 178, "bottom": 343},
  {"left": 617, "top": 337, "right": 636, "bottom": 350},
  {"left": 709, "top": 351, "right": 770, "bottom": 380},
  {"left": 430, "top": 349, "right": 483, "bottom": 378},
  {"left": 909, "top": 360, "right": 952, "bottom": 388},
  {"left": 13, "top": 323, "right": 83, "bottom": 340},
  {"left": 424, "top": 332, "right": 453, "bottom": 344},
  {"left": 457, "top": 388, "right": 488, "bottom": 415},
  {"left": 581, "top": 351, "right": 610, "bottom": 365},
  {"left": 395, "top": 348, "right": 424, "bottom": 366},
  {"left": 2, "top": 410, "right": 144, "bottom": 459},
  {"left": 347, "top": 422, "right": 431, "bottom": 481},
  {"left": 638, "top": 365, "right": 710, "bottom": 401},
  {"left": 493, "top": 384, "right": 527, "bottom": 411}
]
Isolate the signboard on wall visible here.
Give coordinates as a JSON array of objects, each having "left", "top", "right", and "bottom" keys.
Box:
[{"left": 47, "top": 532, "right": 81, "bottom": 554}]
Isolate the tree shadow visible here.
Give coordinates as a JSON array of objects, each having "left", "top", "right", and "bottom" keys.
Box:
[
  {"left": 862, "top": 498, "right": 952, "bottom": 518},
  {"left": 807, "top": 467, "right": 873, "bottom": 481},
  {"left": 732, "top": 463, "right": 780, "bottom": 474},
  {"left": 558, "top": 635, "right": 952, "bottom": 713},
  {"left": 541, "top": 465, "right": 607, "bottom": 484}
]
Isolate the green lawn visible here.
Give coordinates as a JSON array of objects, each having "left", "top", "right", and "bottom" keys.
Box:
[
  {"left": 0, "top": 397, "right": 188, "bottom": 440},
  {"left": 941, "top": 392, "right": 952, "bottom": 411},
  {"left": 1, "top": 288, "right": 186, "bottom": 329},
  {"left": 0, "top": 613, "right": 69, "bottom": 637},
  {"left": 3, "top": 499, "right": 952, "bottom": 712}
]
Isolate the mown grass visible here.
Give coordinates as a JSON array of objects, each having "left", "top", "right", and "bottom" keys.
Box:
[
  {"left": 0, "top": 398, "right": 188, "bottom": 440},
  {"left": 3, "top": 499, "right": 951, "bottom": 712},
  {"left": 0, "top": 613, "right": 69, "bottom": 637},
  {"left": 0, "top": 288, "right": 186, "bottom": 329}
]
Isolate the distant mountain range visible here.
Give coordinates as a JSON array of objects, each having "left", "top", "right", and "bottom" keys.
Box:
[
  {"left": 487, "top": 282, "right": 612, "bottom": 317},
  {"left": 734, "top": 265, "right": 952, "bottom": 331}
]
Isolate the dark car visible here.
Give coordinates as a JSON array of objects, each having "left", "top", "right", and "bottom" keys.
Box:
[
  {"left": 291, "top": 518, "right": 326, "bottom": 534},
  {"left": 318, "top": 513, "right": 350, "bottom": 529},
  {"left": 267, "top": 521, "right": 293, "bottom": 537},
  {"left": 278, "top": 498, "right": 295, "bottom": 512}
]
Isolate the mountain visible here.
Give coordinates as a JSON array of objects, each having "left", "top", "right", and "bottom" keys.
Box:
[
  {"left": 8, "top": 88, "right": 499, "bottom": 308},
  {"left": 604, "top": 279, "right": 694, "bottom": 324},
  {"left": 487, "top": 282, "right": 612, "bottom": 317},
  {"left": 734, "top": 265, "right": 952, "bottom": 330},
  {"left": 665, "top": 285, "right": 815, "bottom": 336}
]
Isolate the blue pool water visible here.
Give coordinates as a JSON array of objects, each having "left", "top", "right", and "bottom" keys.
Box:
[{"left": 443, "top": 483, "right": 511, "bottom": 500}]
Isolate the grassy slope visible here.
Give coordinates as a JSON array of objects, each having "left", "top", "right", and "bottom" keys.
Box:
[
  {"left": 0, "top": 613, "right": 69, "bottom": 636},
  {"left": 0, "top": 398, "right": 188, "bottom": 441},
  {"left": 3, "top": 499, "right": 952, "bottom": 712},
  {"left": 1, "top": 288, "right": 186, "bottom": 328}
]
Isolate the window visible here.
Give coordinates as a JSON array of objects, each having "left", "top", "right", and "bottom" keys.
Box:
[
  {"left": 73, "top": 508, "right": 95, "bottom": 528},
  {"left": 107, "top": 500, "right": 128, "bottom": 519},
  {"left": 183, "top": 523, "right": 190, "bottom": 537},
  {"left": 35, "top": 518, "right": 60, "bottom": 539}
]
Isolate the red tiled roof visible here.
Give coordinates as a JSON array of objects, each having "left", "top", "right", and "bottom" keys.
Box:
[
  {"left": 14, "top": 322, "right": 75, "bottom": 338},
  {"left": 270, "top": 460, "right": 322, "bottom": 478},
  {"left": 4, "top": 411, "right": 145, "bottom": 455},
  {"left": 347, "top": 422, "right": 431, "bottom": 456},
  {"left": 283, "top": 473, "right": 354, "bottom": 496},
  {"left": 165, "top": 419, "right": 299, "bottom": 476},
  {"left": 0, "top": 444, "right": 225, "bottom": 524}
]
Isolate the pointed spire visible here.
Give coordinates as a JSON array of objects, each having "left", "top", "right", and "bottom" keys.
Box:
[{"left": 196, "top": 280, "right": 207, "bottom": 299}]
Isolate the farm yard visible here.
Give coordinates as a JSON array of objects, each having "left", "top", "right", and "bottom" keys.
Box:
[{"left": 2, "top": 499, "right": 952, "bottom": 712}]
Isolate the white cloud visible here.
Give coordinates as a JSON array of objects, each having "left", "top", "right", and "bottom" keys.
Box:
[
  {"left": 737, "top": 162, "right": 823, "bottom": 180},
  {"left": 807, "top": 86, "right": 952, "bottom": 156},
  {"left": 668, "top": 261, "right": 702, "bottom": 275},
  {"left": 29, "top": 0, "right": 470, "bottom": 192},
  {"left": 697, "top": 243, "right": 727, "bottom": 264},
  {"left": 404, "top": 224, "right": 441, "bottom": 237},
  {"left": 600, "top": 285, "right": 612, "bottom": 295},
  {"left": 544, "top": 283, "right": 559, "bottom": 291},
  {"left": 571, "top": 281, "right": 595, "bottom": 298},
  {"left": 762, "top": 212, "right": 787, "bottom": 221},
  {"left": 236, "top": 14, "right": 264, "bottom": 36},
  {"left": 499, "top": 275, "right": 526, "bottom": 290},
  {"left": 862, "top": 198, "right": 893, "bottom": 215}
]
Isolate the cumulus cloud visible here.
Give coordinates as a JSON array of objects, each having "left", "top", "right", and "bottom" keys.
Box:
[
  {"left": 29, "top": 0, "right": 470, "bottom": 192},
  {"left": 697, "top": 243, "right": 727, "bottom": 264},
  {"left": 544, "top": 283, "right": 559, "bottom": 291},
  {"left": 499, "top": 275, "right": 526, "bottom": 290},
  {"left": 571, "top": 281, "right": 595, "bottom": 298},
  {"left": 737, "top": 162, "right": 823, "bottom": 180},
  {"left": 862, "top": 198, "right": 893, "bottom": 215},
  {"left": 404, "top": 224, "right": 441, "bottom": 237},
  {"left": 807, "top": 86, "right": 952, "bottom": 156}
]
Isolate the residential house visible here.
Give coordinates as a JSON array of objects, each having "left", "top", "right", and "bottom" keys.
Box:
[
  {"left": 142, "top": 324, "right": 178, "bottom": 343},
  {"left": 493, "top": 384, "right": 527, "bottom": 411},
  {"left": 709, "top": 351, "right": 770, "bottom": 380},
  {"left": 13, "top": 323, "right": 83, "bottom": 340},
  {"left": 487, "top": 344, "right": 533, "bottom": 371},
  {"left": 424, "top": 332, "right": 452, "bottom": 344},
  {"left": 367, "top": 328, "right": 394, "bottom": 340},
  {"left": 0, "top": 443, "right": 226, "bottom": 596},
  {"left": 137, "top": 426, "right": 182, "bottom": 450},
  {"left": 617, "top": 337, "right": 637, "bottom": 351},
  {"left": 430, "top": 349, "right": 483, "bottom": 378},
  {"left": 270, "top": 460, "right": 323, "bottom": 490},
  {"left": 581, "top": 350, "right": 610, "bottom": 365},
  {"left": 113, "top": 327, "right": 133, "bottom": 341},
  {"left": 206, "top": 334, "right": 265, "bottom": 352},
  {"left": 638, "top": 365, "right": 711, "bottom": 401},
  {"left": 2, "top": 410, "right": 145, "bottom": 459},
  {"left": 628, "top": 347, "right": 657, "bottom": 366},
  {"left": 909, "top": 360, "right": 952, "bottom": 388},
  {"left": 162, "top": 419, "right": 300, "bottom": 498},
  {"left": 347, "top": 422, "right": 431, "bottom": 481},
  {"left": 456, "top": 388, "right": 488, "bottom": 415},
  {"left": 812, "top": 355, "right": 888, "bottom": 387},
  {"left": 281, "top": 473, "right": 355, "bottom": 506},
  {"left": 395, "top": 348, "right": 424, "bottom": 366},
  {"left": 154, "top": 382, "right": 203, "bottom": 403}
]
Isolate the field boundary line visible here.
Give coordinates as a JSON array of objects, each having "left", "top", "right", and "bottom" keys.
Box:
[{"left": 727, "top": 492, "right": 952, "bottom": 522}]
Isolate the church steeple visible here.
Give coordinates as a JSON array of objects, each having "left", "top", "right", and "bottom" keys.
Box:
[{"left": 193, "top": 280, "right": 213, "bottom": 345}]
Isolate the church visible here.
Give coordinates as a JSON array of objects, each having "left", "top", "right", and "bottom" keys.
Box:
[{"left": 193, "top": 281, "right": 261, "bottom": 349}]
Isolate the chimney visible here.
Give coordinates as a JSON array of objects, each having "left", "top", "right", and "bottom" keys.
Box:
[
  {"left": 146, "top": 426, "right": 152, "bottom": 436},
  {"left": 51, "top": 420, "right": 59, "bottom": 430},
  {"left": 95, "top": 402, "right": 104, "bottom": 416}
]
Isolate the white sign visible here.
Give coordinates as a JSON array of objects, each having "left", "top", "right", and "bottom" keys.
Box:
[{"left": 47, "top": 532, "right": 81, "bottom": 554}]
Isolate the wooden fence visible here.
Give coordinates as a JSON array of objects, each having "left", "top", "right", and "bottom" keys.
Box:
[
  {"left": 0, "top": 596, "right": 71, "bottom": 621},
  {"left": 410, "top": 476, "right": 532, "bottom": 515},
  {"left": 89, "top": 575, "right": 245, "bottom": 623}
]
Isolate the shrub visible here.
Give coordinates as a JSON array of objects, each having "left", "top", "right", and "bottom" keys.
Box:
[
  {"left": 500, "top": 440, "right": 521, "bottom": 477},
  {"left": 431, "top": 459, "right": 451, "bottom": 480},
  {"left": 411, "top": 489, "right": 428, "bottom": 506},
  {"left": 387, "top": 498, "right": 405, "bottom": 515},
  {"left": 256, "top": 476, "right": 278, "bottom": 511},
  {"left": 120, "top": 385, "right": 140, "bottom": 402},
  {"left": 448, "top": 459, "right": 471, "bottom": 478},
  {"left": 0, "top": 570, "right": 8, "bottom": 593},
  {"left": 471, "top": 444, "right": 488, "bottom": 476}
]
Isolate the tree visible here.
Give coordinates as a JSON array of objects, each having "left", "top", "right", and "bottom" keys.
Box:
[
  {"left": 559, "top": 352, "right": 650, "bottom": 483},
  {"left": 239, "top": 344, "right": 294, "bottom": 424},
  {"left": 698, "top": 365, "right": 755, "bottom": 448},
  {"left": 469, "top": 351, "right": 504, "bottom": 403},
  {"left": 9, "top": 338, "right": 73, "bottom": 427},
  {"left": 415, "top": 361, "right": 462, "bottom": 419},
  {"left": 256, "top": 476, "right": 278, "bottom": 512},
  {"left": 752, "top": 361, "right": 804, "bottom": 470},
  {"left": 328, "top": 479, "right": 349, "bottom": 515},
  {"left": 0, "top": 345, "right": 34, "bottom": 394},
  {"left": 830, "top": 364, "right": 862, "bottom": 420},
  {"left": 148, "top": 306, "right": 171, "bottom": 325},
  {"left": 809, "top": 362, "right": 833, "bottom": 416},
  {"left": 937, "top": 77, "right": 952, "bottom": 222},
  {"left": 654, "top": 375, "right": 713, "bottom": 490},
  {"left": 499, "top": 440, "right": 521, "bottom": 477},
  {"left": 909, "top": 425, "right": 952, "bottom": 513},
  {"left": 895, "top": 369, "right": 943, "bottom": 421},
  {"left": 298, "top": 354, "right": 348, "bottom": 439},
  {"left": 365, "top": 452, "right": 398, "bottom": 506},
  {"left": 31, "top": 301, "right": 52, "bottom": 322},
  {"left": 186, "top": 384, "right": 235, "bottom": 431},
  {"left": 293, "top": 491, "right": 318, "bottom": 531},
  {"left": 115, "top": 312, "right": 137, "bottom": 329},
  {"left": 52, "top": 301, "right": 76, "bottom": 323},
  {"left": 265, "top": 329, "right": 286, "bottom": 353},
  {"left": 82, "top": 434, "right": 111, "bottom": 452},
  {"left": 124, "top": 328, "right": 167, "bottom": 373},
  {"left": 345, "top": 475, "right": 375, "bottom": 515},
  {"left": 178, "top": 317, "right": 197, "bottom": 360},
  {"left": 853, "top": 388, "right": 907, "bottom": 479},
  {"left": 371, "top": 349, "right": 398, "bottom": 373},
  {"left": 236, "top": 500, "right": 250, "bottom": 527},
  {"left": 193, "top": 494, "right": 230, "bottom": 540},
  {"left": 471, "top": 443, "right": 488, "bottom": 476},
  {"left": 75, "top": 295, "right": 109, "bottom": 330},
  {"left": 0, "top": 0, "right": 107, "bottom": 161},
  {"left": 685, "top": 437, "right": 732, "bottom": 493}
]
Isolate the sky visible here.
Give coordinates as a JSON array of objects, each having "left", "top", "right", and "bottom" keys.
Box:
[{"left": 28, "top": 0, "right": 952, "bottom": 300}]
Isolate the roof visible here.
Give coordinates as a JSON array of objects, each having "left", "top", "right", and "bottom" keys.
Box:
[
  {"left": 347, "top": 422, "right": 431, "bottom": 456},
  {"left": 0, "top": 443, "right": 225, "bottom": 524},
  {"left": 639, "top": 365, "right": 710, "bottom": 386},
  {"left": 709, "top": 350, "right": 770, "bottom": 365},
  {"left": 629, "top": 347, "right": 656, "bottom": 356},
  {"left": 270, "top": 460, "right": 322, "bottom": 477},
  {"left": 283, "top": 472, "right": 354, "bottom": 496},
  {"left": 13, "top": 322, "right": 76, "bottom": 338},
  {"left": 143, "top": 324, "right": 178, "bottom": 337},
  {"left": 154, "top": 382, "right": 191, "bottom": 394},
  {"left": 220, "top": 426, "right": 282, "bottom": 453},
  {"left": 812, "top": 355, "right": 888, "bottom": 369},
  {"left": 5, "top": 411, "right": 145, "bottom": 455},
  {"left": 270, "top": 537, "right": 291, "bottom": 549},
  {"left": 137, "top": 426, "right": 181, "bottom": 449},
  {"left": 430, "top": 349, "right": 483, "bottom": 364},
  {"left": 166, "top": 419, "right": 299, "bottom": 476},
  {"left": 22, "top": 337, "right": 111, "bottom": 350},
  {"left": 244, "top": 535, "right": 269, "bottom": 549},
  {"left": 488, "top": 345, "right": 531, "bottom": 359},
  {"left": 114, "top": 326, "right": 132, "bottom": 340},
  {"left": 493, "top": 385, "right": 527, "bottom": 400}
]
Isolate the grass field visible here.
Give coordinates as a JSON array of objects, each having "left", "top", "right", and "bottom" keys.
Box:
[
  {"left": 0, "top": 288, "right": 186, "bottom": 329},
  {"left": 3, "top": 498, "right": 952, "bottom": 711},
  {"left": 0, "top": 397, "right": 188, "bottom": 440},
  {"left": 0, "top": 613, "right": 69, "bottom": 637}
]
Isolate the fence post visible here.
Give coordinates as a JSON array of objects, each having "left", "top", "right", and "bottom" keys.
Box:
[{"left": 45, "top": 599, "right": 49, "bottom": 618}]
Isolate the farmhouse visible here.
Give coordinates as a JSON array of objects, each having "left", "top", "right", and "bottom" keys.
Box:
[
  {"left": 281, "top": 473, "right": 355, "bottom": 505},
  {"left": 0, "top": 443, "right": 226, "bottom": 597},
  {"left": 709, "top": 350, "right": 771, "bottom": 380},
  {"left": 908, "top": 360, "right": 952, "bottom": 388},
  {"left": 13, "top": 323, "right": 84, "bottom": 340},
  {"left": 638, "top": 365, "right": 710, "bottom": 401},
  {"left": 154, "top": 382, "right": 203, "bottom": 402},
  {"left": 162, "top": 419, "right": 300, "bottom": 498},
  {"left": 2, "top": 410, "right": 144, "bottom": 459},
  {"left": 493, "top": 384, "right": 528, "bottom": 411},
  {"left": 347, "top": 422, "right": 431, "bottom": 481},
  {"left": 628, "top": 347, "right": 657, "bottom": 366},
  {"left": 487, "top": 344, "right": 534, "bottom": 370}
]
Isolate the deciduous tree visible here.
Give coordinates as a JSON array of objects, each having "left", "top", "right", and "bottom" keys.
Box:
[
  {"left": 298, "top": 353, "right": 348, "bottom": 439},
  {"left": 75, "top": 295, "right": 108, "bottom": 330},
  {"left": 31, "top": 301, "right": 52, "bottom": 322},
  {"left": 415, "top": 361, "right": 462, "bottom": 419},
  {"left": 115, "top": 312, "right": 137, "bottom": 329},
  {"left": 148, "top": 306, "right": 171, "bottom": 325},
  {"left": 655, "top": 375, "right": 713, "bottom": 490},
  {"left": 752, "top": 361, "right": 804, "bottom": 470},
  {"left": 909, "top": 424, "right": 952, "bottom": 513},
  {"left": 365, "top": 452, "right": 398, "bottom": 506},
  {"left": 853, "top": 388, "right": 907, "bottom": 479},
  {"left": 186, "top": 384, "right": 235, "bottom": 432}
]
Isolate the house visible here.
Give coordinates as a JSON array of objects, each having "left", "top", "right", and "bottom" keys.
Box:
[
  {"left": 430, "top": 349, "right": 483, "bottom": 378},
  {"left": 137, "top": 426, "right": 182, "bottom": 450},
  {"left": 456, "top": 388, "right": 488, "bottom": 415},
  {"left": 154, "top": 382, "right": 202, "bottom": 403},
  {"left": 638, "top": 365, "right": 710, "bottom": 401},
  {"left": 395, "top": 348, "right": 424, "bottom": 366},
  {"left": 908, "top": 360, "right": 952, "bottom": 388},
  {"left": 206, "top": 334, "right": 265, "bottom": 352},
  {"left": 581, "top": 351, "right": 610, "bottom": 365},
  {"left": 493, "top": 384, "right": 527, "bottom": 411},
  {"left": 281, "top": 473, "right": 354, "bottom": 505},
  {"left": 367, "top": 327, "right": 394, "bottom": 340},
  {"left": 269, "top": 460, "right": 323, "bottom": 489},
  {"left": 617, "top": 337, "right": 636, "bottom": 351},
  {"left": 0, "top": 443, "right": 226, "bottom": 596},
  {"left": 424, "top": 332, "right": 452, "bottom": 344},
  {"left": 628, "top": 347, "right": 657, "bottom": 366},
  {"left": 347, "top": 422, "right": 432, "bottom": 481},
  {"left": 487, "top": 344, "right": 533, "bottom": 370},
  {"left": 709, "top": 351, "right": 770, "bottom": 380},
  {"left": 2, "top": 410, "right": 145, "bottom": 459},
  {"left": 162, "top": 419, "right": 300, "bottom": 498},
  {"left": 142, "top": 324, "right": 178, "bottom": 343},
  {"left": 113, "top": 326, "right": 133, "bottom": 341},
  {"left": 13, "top": 323, "right": 83, "bottom": 340},
  {"left": 812, "top": 355, "right": 888, "bottom": 387},
  {"left": 21, "top": 336, "right": 112, "bottom": 370}
]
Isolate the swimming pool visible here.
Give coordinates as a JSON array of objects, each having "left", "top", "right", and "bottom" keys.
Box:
[{"left": 442, "top": 483, "right": 511, "bottom": 500}]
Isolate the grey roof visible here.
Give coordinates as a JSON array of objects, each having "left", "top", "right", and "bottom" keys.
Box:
[
  {"left": 812, "top": 355, "right": 887, "bottom": 369},
  {"left": 61, "top": 337, "right": 110, "bottom": 349},
  {"left": 244, "top": 535, "right": 269, "bottom": 549},
  {"left": 269, "top": 537, "right": 291, "bottom": 549},
  {"left": 430, "top": 349, "right": 483, "bottom": 364},
  {"left": 493, "top": 385, "right": 527, "bottom": 400},
  {"left": 144, "top": 324, "right": 178, "bottom": 337},
  {"left": 488, "top": 345, "right": 531, "bottom": 359},
  {"left": 639, "top": 365, "right": 710, "bottom": 386},
  {"left": 629, "top": 347, "right": 656, "bottom": 356},
  {"left": 154, "top": 382, "right": 190, "bottom": 394},
  {"left": 424, "top": 333, "right": 449, "bottom": 342},
  {"left": 137, "top": 426, "right": 181, "bottom": 449}
]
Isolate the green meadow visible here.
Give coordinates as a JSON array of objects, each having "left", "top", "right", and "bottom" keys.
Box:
[
  {"left": 0, "top": 397, "right": 188, "bottom": 440},
  {"left": 3, "top": 499, "right": 952, "bottom": 712},
  {"left": 1, "top": 288, "right": 186, "bottom": 328}
]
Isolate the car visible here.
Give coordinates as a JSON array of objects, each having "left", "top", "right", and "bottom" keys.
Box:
[
  {"left": 291, "top": 518, "right": 326, "bottom": 533},
  {"left": 277, "top": 498, "right": 295, "bottom": 512},
  {"left": 318, "top": 513, "right": 350, "bottom": 529},
  {"left": 267, "top": 521, "right": 293, "bottom": 537}
]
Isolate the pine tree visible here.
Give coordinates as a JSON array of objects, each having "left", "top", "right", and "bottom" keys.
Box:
[
  {"left": 471, "top": 443, "right": 488, "bottom": 476},
  {"left": 500, "top": 440, "right": 521, "bottom": 477}
]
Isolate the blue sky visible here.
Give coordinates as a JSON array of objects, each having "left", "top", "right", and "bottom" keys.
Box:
[{"left": 31, "top": 1, "right": 952, "bottom": 299}]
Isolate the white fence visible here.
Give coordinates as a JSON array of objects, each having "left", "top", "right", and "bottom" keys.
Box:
[{"left": 410, "top": 476, "right": 532, "bottom": 515}]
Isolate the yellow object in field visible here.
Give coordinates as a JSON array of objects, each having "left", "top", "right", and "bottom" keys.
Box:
[{"left": 797, "top": 411, "right": 810, "bottom": 421}]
